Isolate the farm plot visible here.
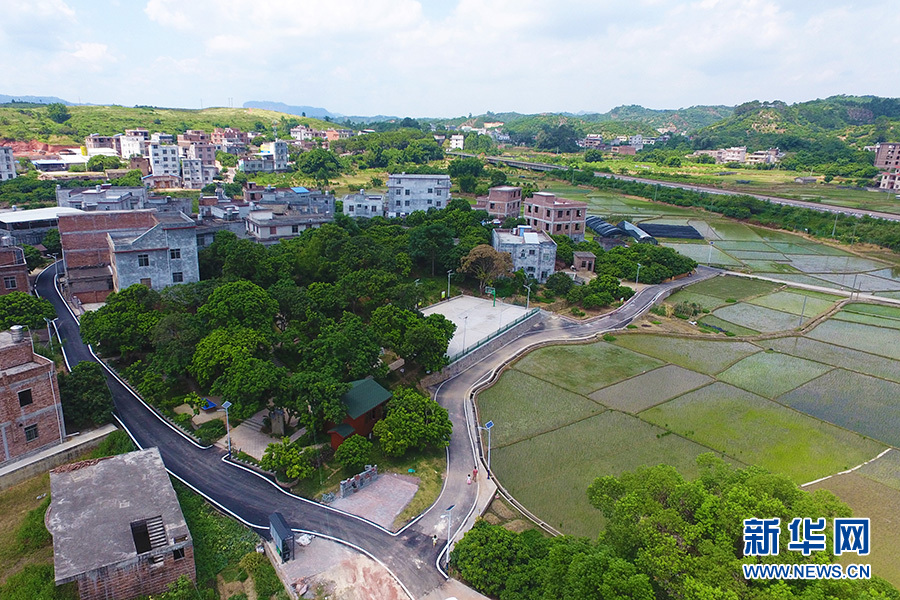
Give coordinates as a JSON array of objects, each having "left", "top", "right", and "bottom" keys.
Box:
[
  {"left": 713, "top": 241, "right": 776, "bottom": 252},
  {"left": 669, "top": 275, "right": 779, "bottom": 301},
  {"left": 807, "top": 319, "right": 900, "bottom": 360},
  {"left": 709, "top": 222, "right": 765, "bottom": 241},
  {"left": 711, "top": 303, "right": 800, "bottom": 333},
  {"left": 778, "top": 369, "right": 900, "bottom": 447},
  {"left": 766, "top": 337, "right": 900, "bottom": 384},
  {"left": 717, "top": 351, "right": 833, "bottom": 398},
  {"left": 588, "top": 365, "right": 713, "bottom": 413},
  {"left": 856, "top": 449, "right": 900, "bottom": 491},
  {"left": 748, "top": 290, "right": 840, "bottom": 316},
  {"left": 490, "top": 410, "right": 725, "bottom": 537},
  {"left": 477, "top": 370, "right": 606, "bottom": 448},
  {"left": 511, "top": 342, "right": 663, "bottom": 396},
  {"left": 662, "top": 290, "right": 730, "bottom": 311},
  {"left": 843, "top": 302, "right": 900, "bottom": 318},
  {"left": 808, "top": 472, "right": 900, "bottom": 588},
  {"left": 663, "top": 243, "right": 741, "bottom": 266},
  {"left": 697, "top": 314, "right": 759, "bottom": 336},
  {"left": 613, "top": 335, "right": 760, "bottom": 374},
  {"left": 834, "top": 311, "right": 900, "bottom": 330},
  {"left": 640, "top": 382, "right": 885, "bottom": 482},
  {"left": 789, "top": 255, "right": 887, "bottom": 274},
  {"left": 741, "top": 261, "right": 799, "bottom": 274},
  {"left": 727, "top": 250, "right": 791, "bottom": 262},
  {"left": 813, "top": 272, "right": 900, "bottom": 292}
]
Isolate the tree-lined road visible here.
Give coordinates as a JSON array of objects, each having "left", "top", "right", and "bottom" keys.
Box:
[{"left": 37, "top": 261, "right": 719, "bottom": 598}]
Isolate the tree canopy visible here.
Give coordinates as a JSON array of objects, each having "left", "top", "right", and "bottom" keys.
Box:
[
  {"left": 58, "top": 361, "right": 114, "bottom": 429},
  {"left": 372, "top": 387, "right": 452, "bottom": 457},
  {"left": 0, "top": 292, "right": 55, "bottom": 330}
]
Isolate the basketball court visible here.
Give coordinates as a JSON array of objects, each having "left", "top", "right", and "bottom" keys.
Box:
[{"left": 421, "top": 294, "right": 532, "bottom": 358}]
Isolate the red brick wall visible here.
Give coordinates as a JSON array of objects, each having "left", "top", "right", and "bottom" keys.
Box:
[
  {"left": 59, "top": 212, "right": 158, "bottom": 269},
  {"left": 77, "top": 544, "right": 195, "bottom": 600},
  {"left": 0, "top": 343, "right": 64, "bottom": 463}
]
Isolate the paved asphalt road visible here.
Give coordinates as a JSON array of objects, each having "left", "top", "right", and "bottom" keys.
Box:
[{"left": 36, "top": 262, "right": 720, "bottom": 598}]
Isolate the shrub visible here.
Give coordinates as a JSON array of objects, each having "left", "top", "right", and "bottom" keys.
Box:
[
  {"left": 194, "top": 419, "right": 227, "bottom": 445},
  {"left": 334, "top": 434, "right": 373, "bottom": 471}
]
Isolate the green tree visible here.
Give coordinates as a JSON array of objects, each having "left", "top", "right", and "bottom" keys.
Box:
[
  {"left": 408, "top": 223, "right": 454, "bottom": 276},
  {"left": 22, "top": 245, "right": 45, "bottom": 271},
  {"left": 46, "top": 103, "right": 70, "bottom": 123},
  {"left": 41, "top": 229, "right": 61, "bottom": 255},
  {"left": 401, "top": 314, "right": 456, "bottom": 372},
  {"left": 79, "top": 285, "right": 162, "bottom": 358},
  {"left": 197, "top": 280, "right": 278, "bottom": 331},
  {"left": 372, "top": 387, "right": 452, "bottom": 457},
  {"left": 334, "top": 434, "right": 372, "bottom": 471},
  {"left": 275, "top": 370, "right": 348, "bottom": 430},
  {"left": 215, "top": 151, "right": 238, "bottom": 167},
  {"left": 260, "top": 438, "right": 314, "bottom": 481},
  {"left": 86, "top": 155, "right": 123, "bottom": 171},
  {"left": 448, "top": 157, "right": 484, "bottom": 178},
  {"left": 296, "top": 148, "right": 342, "bottom": 188},
  {"left": 211, "top": 356, "right": 283, "bottom": 419},
  {"left": 584, "top": 149, "right": 604, "bottom": 163},
  {"left": 0, "top": 292, "right": 55, "bottom": 330},
  {"left": 309, "top": 313, "right": 383, "bottom": 381},
  {"left": 150, "top": 312, "right": 204, "bottom": 376},
  {"left": 58, "top": 361, "right": 113, "bottom": 429},
  {"left": 459, "top": 244, "right": 512, "bottom": 291},
  {"left": 457, "top": 174, "right": 477, "bottom": 194},
  {"left": 189, "top": 327, "right": 266, "bottom": 389}
]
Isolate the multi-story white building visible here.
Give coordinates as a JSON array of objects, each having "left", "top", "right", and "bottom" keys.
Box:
[
  {"left": 259, "top": 141, "right": 288, "bottom": 171},
  {"left": 0, "top": 146, "right": 17, "bottom": 181},
  {"left": 449, "top": 134, "right": 465, "bottom": 150},
  {"left": 119, "top": 135, "right": 147, "bottom": 159},
  {"left": 148, "top": 143, "right": 181, "bottom": 178},
  {"left": 342, "top": 190, "right": 385, "bottom": 218},
  {"left": 386, "top": 173, "right": 451, "bottom": 217},
  {"left": 181, "top": 159, "right": 216, "bottom": 190},
  {"left": 491, "top": 225, "right": 557, "bottom": 283}
]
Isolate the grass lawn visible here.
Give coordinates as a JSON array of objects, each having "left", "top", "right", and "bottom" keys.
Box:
[
  {"left": 711, "top": 303, "right": 801, "bottom": 333},
  {"left": 511, "top": 341, "right": 664, "bottom": 396},
  {"left": 777, "top": 369, "right": 900, "bottom": 447},
  {"left": 808, "top": 473, "right": 900, "bottom": 588},
  {"left": 716, "top": 351, "right": 833, "bottom": 398},
  {"left": 477, "top": 370, "right": 605, "bottom": 447},
  {"left": 640, "top": 382, "right": 886, "bottom": 483},
  {"left": 491, "top": 411, "right": 725, "bottom": 538},
  {"left": 588, "top": 365, "right": 712, "bottom": 413},
  {"left": 0, "top": 473, "right": 52, "bottom": 587},
  {"left": 613, "top": 335, "right": 760, "bottom": 375}
]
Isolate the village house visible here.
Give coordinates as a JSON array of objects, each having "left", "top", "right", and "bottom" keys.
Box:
[
  {"left": 492, "top": 225, "right": 557, "bottom": 283},
  {"left": 523, "top": 192, "right": 586, "bottom": 242},
  {"left": 327, "top": 378, "right": 392, "bottom": 450},
  {"left": 386, "top": 173, "right": 451, "bottom": 217}
]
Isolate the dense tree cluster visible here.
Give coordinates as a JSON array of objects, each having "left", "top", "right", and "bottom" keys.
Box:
[
  {"left": 372, "top": 387, "right": 452, "bottom": 457},
  {"left": 58, "top": 361, "right": 114, "bottom": 429},
  {"left": 331, "top": 128, "right": 444, "bottom": 171},
  {"left": 452, "top": 456, "right": 899, "bottom": 600}
]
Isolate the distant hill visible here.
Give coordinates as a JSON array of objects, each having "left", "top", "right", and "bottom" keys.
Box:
[
  {"left": 0, "top": 105, "right": 334, "bottom": 145},
  {"left": 0, "top": 94, "right": 74, "bottom": 105},
  {"left": 692, "top": 95, "right": 900, "bottom": 150},
  {"left": 243, "top": 100, "right": 342, "bottom": 120}
]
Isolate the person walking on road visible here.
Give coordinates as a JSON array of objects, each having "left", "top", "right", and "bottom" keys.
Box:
[{"left": 467, "top": 473, "right": 472, "bottom": 485}]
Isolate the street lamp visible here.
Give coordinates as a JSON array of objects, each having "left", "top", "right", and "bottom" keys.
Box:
[
  {"left": 446, "top": 270, "right": 454, "bottom": 300},
  {"left": 414, "top": 279, "right": 420, "bottom": 308},
  {"left": 445, "top": 504, "right": 455, "bottom": 563},
  {"left": 707, "top": 240, "right": 714, "bottom": 266},
  {"left": 43, "top": 317, "right": 53, "bottom": 344},
  {"left": 221, "top": 401, "right": 232, "bottom": 456},
  {"left": 635, "top": 263, "right": 642, "bottom": 286},
  {"left": 523, "top": 284, "right": 532, "bottom": 310},
  {"left": 461, "top": 315, "right": 468, "bottom": 354},
  {"left": 478, "top": 420, "right": 494, "bottom": 479}
]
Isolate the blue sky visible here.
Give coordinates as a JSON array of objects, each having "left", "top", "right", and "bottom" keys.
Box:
[{"left": 1, "top": 0, "right": 897, "bottom": 117}]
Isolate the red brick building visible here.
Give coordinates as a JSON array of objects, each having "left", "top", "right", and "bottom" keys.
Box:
[
  {"left": 49, "top": 448, "right": 196, "bottom": 600},
  {"left": 474, "top": 186, "right": 522, "bottom": 219},
  {"left": 327, "top": 378, "right": 392, "bottom": 450},
  {"left": 523, "top": 192, "right": 587, "bottom": 242},
  {"left": 0, "top": 246, "right": 29, "bottom": 295},
  {"left": 59, "top": 210, "right": 159, "bottom": 303},
  {"left": 0, "top": 326, "right": 65, "bottom": 464}
]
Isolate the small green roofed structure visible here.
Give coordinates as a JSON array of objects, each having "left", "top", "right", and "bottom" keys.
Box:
[{"left": 327, "top": 378, "right": 392, "bottom": 450}]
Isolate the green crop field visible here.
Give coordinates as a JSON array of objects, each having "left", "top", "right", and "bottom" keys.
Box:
[
  {"left": 778, "top": 369, "right": 900, "bottom": 447},
  {"left": 613, "top": 335, "right": 760, "bottom": 374},
  {"left": 712, "top": 303, "right": 801, "bottom": 332},
  {"left": 662, "top": 290, "right": 728, "bottom": 311},
  {"left": 640, "top": 382, "right": 885, "bottom": 482},
  {"left": 807, "top": 319, "right": 900, "bottom": 360},
  {"left": 477, "top": 370, "right": 605, "bottom": 448},
  {"left": 808, "top": 472, "right": 900, "bottom": 587},
  {"left": 588, "top": 364, "right": 713, "bottom": 413},
  {"left": 843, "top": 302, "right": 900, "bottom": 318},
  {"left": 766, "top": 337, "right": 900, "bottom": 384},
  {"left": 667, "top": 275, "right": 779, "bottom": 300},
  {"left": 490, "top": 411, "right": 727, "bottom": 537},
  {"left": 697, "top": 315, "right": 760, "bottom": 336},
  {"left": 834, "top": 311, "right": 900, "bottom": 330},
  {"left": 748, "top": 290, "right": 840, "bottom": 315},
  {"left": 716, "top": 351, "right": 833, "bottom": 398},
  {"left": 510, "top": 342, "right": 663, "bottom": 395}
]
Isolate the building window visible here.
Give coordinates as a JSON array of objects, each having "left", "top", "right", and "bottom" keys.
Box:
[
  {"left": 292, "top": 225, "right": 299, "bottom": 233},
  {"left": 556, "top": 224, "right": 562, "bottom": 231},
  {"left": 3, "top": 276, "right": 16, "bottom": 290},
  {"left": 395, "top": 189, "right": 401, "bottom": 195},
  {"left": 436, "top": 201, "right": 442, "bottom": 207},
  {"left": 138, "top": 254, "right": 149, "bottom": 267},
  {"left": 172, "top": 272, "right": 184, "bottom": 283},
  {"left": 269, "top": 226, "right": 277, "bottom": 235},
  {"left": 173, "top": 548, "right": 186, "bottom": 561},
  {"left": 436, "top": 190, "right": 442, "bottom": 196},
  {"left": 18, "top": 389, "right": 33, "bottom": 407},
  {"left": 529, "top": 249, "right": 535, "bottom": 255},
  {"left": 405, "top": 189, "right": 410, "bottom": 196},
  {"left": 405, "top": 200, "right": 410, "bottom": 206},
  {"left": 396, "top": 200, "right": 401, "bottom": 206},
  {"left": 427, "top": 199, "right": 432, "bottom": 205},
  {"left": 169, "top": 248, "right": 181, "bottom": 260},
  {"left": 24, "top": 424, "right": 38, "bottom": 442},
  {"left": 427, "top": 188, "right": 433, "bottom": 194}
]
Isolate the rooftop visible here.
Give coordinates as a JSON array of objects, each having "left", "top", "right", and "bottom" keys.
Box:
[
  {"left": 493, "top": 228, "right": 555, "bottom": 246},
  {"left": 342, "top": 378, "right": 392, "bottom": 420},
  {"left": 0, "top": 206, "right": 84, "bottom": 224},
  {"left": 48, "top": 448, "right": 190, "bottom": 584}
]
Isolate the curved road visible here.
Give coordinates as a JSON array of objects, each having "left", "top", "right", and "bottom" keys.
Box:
[{"left": 37, "top": 262, "right": 719, "bottom": 598}]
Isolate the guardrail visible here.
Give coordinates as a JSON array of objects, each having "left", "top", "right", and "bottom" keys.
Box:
[{"left": 447, "top": 308, "right": 540, "bottom": 363}]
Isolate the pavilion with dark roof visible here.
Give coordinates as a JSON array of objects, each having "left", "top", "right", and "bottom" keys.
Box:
[{"left": 327, "top": 378, "right": 392, "bottom": 450}]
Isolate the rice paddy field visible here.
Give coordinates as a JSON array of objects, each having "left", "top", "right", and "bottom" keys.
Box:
[{"left": 476, "top": 287, "right": 900, "bottom": 564}]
